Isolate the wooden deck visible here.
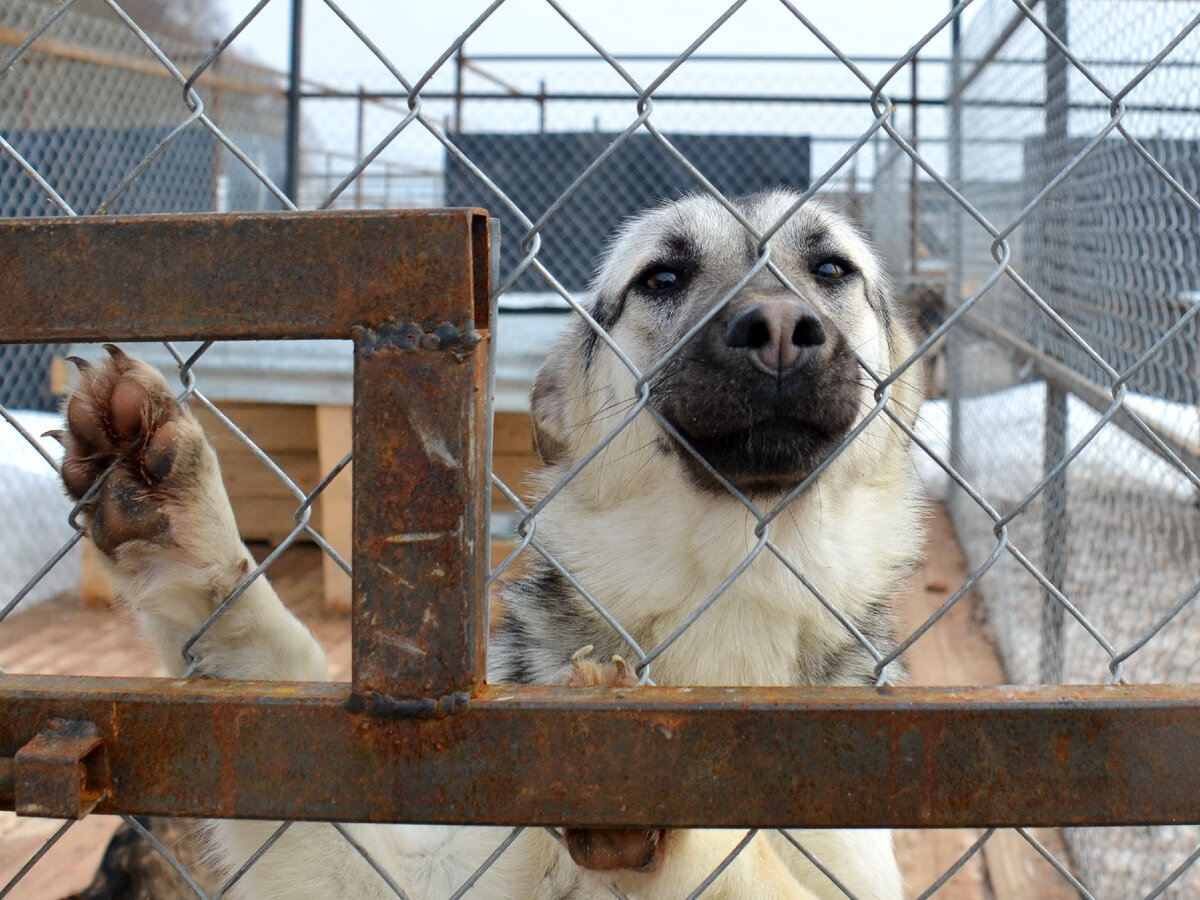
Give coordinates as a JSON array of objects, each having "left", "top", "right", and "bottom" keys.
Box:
[{"left": 0, "top": 504, "right": 1080, "bottom": 899}]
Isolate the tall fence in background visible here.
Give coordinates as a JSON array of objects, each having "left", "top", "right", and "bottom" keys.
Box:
[
  {"left": 931, "top": 1, "right": 1200, "bottom": 895},
  {"left": 1, "top": 1, "right": 1200, "bottom": 898}
]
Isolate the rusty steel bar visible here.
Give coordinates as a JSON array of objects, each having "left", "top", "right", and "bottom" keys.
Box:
[
  {"left": 350, "top": 317, "right": 491, "bottom": 703},
  {"left": 0, "top": 209, "right": 490, "bottom": 343},
  {"left": 3, "top": 676, "right": 1200, "bottom": 829},
  {"left": 0, "top": 208, "right": 493, "bottom": 707}
]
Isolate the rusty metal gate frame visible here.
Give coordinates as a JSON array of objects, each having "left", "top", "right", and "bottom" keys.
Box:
[{"left": 2, "top": 209, "right": 1200, "bottom": 831}]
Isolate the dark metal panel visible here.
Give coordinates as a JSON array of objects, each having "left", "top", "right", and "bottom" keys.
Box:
[
  {"left": 0, "top": 209, "right": 489, "bottom": 343},
  {"left": 4, "top": 676, "right": 1200, "bottom": 829}
]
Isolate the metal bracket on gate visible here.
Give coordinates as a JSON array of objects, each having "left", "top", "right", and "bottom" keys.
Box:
[{"left": 11, "top": 718, "right": 108, "bottom": 818}]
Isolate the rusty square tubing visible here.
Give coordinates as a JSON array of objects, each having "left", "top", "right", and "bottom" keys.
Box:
[
  {"left": 11, "top": 718, "right": 107, "bottom": 819},
  {"left": 7, "top": 212, "right": 1200, "bottom": 829},
  {"left": 5, "top": 677, "right": 1200, "bottom": 828},
  {"left": 0, "top": 210, "right": 492, "bottom": 702},
  {"left": 0, "top": 210, "right": 491, "bottom": 341}
]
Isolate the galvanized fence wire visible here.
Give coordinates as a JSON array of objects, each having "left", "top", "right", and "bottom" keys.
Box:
[
  {"left": 1, "top": 0, "right": 1200, "bottom": 897},
  {"left": 929, "top": 1, "right": 1200, "bottom": 895}
]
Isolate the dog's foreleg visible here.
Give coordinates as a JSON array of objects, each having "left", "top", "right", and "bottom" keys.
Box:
[{"left": 58, "top": 347, "right": 327, "bottom": 682}]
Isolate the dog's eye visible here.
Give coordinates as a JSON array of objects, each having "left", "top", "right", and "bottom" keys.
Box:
[
  {"left": 634, "top": 263, "right": 690, "bottom": 295},
  {"left": 815, "top": 259, "right": 852, "bottom": 280}
]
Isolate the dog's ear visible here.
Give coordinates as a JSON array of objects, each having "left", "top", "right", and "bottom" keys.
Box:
[
  {"left": 864, "top": 269, "right": 925, "bottom": 427},
  {"left": 530, "top": 353, "right": 571, "bottom": 466}
]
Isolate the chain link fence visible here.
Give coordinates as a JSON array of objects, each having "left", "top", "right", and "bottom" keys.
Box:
[
  {"left": 2, "top": 0, "right": 1200, "bottom": 897},
  {"left": 913, "top": 2, "right": 1200, "bottom": 895}
]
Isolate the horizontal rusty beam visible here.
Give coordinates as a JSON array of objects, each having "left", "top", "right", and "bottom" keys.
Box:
[
  {"left": 3, "top": 675, "right": 1200, "bottom": 829},
  {"left": 0, "top": 209, "right": 490, "bottom": 344}
]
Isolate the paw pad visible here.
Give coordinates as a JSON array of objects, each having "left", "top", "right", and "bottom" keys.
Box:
[{"left": 58, "top": 346, "right": 200, "bottom": 554}]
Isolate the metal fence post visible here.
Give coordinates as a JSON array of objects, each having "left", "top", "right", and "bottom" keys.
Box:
[
  {"left": 285, "top": 0, "right": 304, "bottom": 203},
  {"left": 1040, "top": 0, "right": 1070, "bottom": 685},
  {"left": 909, "top": 54, "right": 921, "bottom": 280},
  {"left": 947, "top": 2, "right": 965, "bottom": 477}
]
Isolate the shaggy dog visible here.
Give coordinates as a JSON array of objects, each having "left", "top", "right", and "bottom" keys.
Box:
[{"left": 59, "top": 189, "right": 923, "bottom": 899}]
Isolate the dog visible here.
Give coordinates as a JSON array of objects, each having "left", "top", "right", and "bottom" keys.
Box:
[{"left": 58, "top": 188, "right": 923, "bottom": 899}]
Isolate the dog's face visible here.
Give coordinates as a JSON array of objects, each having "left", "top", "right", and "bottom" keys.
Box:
[{"left": 532, "top": 190, "right": 919, "bottom": 498}]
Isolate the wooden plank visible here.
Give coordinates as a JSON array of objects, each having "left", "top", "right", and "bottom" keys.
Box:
[
  {"left": 201, "top": 402, "right": 321, "bottom": 454},
  {"left": 985, "top": 829, "right": 1080, "bottom": 900},
  {"left": 192, "top": 405, "right": 319, "bottom": 544},
  {"left": 490, "top": 451, "right": 543, "bottom": 509},
  {"left": 0, "top": 813, "right": 124, "bottom": 899},
  {"left": 210, "top": 452, "right": 320, "bottom": 498},
  {"left": 893, "top": 827, "right": 990, "bottom": 900},
  {"left": 316, "top": 405, "right": 353, "bottom": 615},
  {"left": 0, "top": 25, "right": 283, "bottom": 98},
  {"left": 49, "top": 356, "right": 70, "bottom": 397},
  {"left": 225, "top": 499, "right": 316, "bottom": 545},
  {"left": 493, "top": 411, "right": 537, "bottom": 455}
]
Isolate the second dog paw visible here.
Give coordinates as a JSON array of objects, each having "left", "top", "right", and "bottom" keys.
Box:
[{"left": 564, "top": 826, "right": 668, "bottom": 872}]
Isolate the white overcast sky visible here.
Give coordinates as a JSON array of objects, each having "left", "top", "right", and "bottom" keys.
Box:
[
  {"left": 219, "top": 1, "right": 977, "bottom": 185},
  {"left": 230, "top": 1, "right": 966, "bottom": 79}
]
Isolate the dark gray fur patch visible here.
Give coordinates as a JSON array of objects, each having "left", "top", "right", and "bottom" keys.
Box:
[
  {"left": 795, "top": 578, "right": 908, "bottom": 688},
  {"left": 580, "top": 294, "right": 619, "bottom": 370},
  {"left": 492, "top": 562, "right": 631, "bottom": 684}
]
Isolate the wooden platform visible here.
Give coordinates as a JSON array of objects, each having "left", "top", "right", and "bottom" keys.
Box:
[{"left": 0, "top": 505, "right": 1081, "bottom": 899}]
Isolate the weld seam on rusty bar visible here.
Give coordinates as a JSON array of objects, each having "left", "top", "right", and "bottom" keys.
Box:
[
  {"left": 349, "top": 218, "right": 492, "bottom": 702},
  {"left": 345, "top": 691, "right": 471, "bottom": 719}
]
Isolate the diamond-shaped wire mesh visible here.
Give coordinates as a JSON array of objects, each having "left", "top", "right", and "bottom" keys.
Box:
[{"left": 2, "top": 0, "right": 1200, "bottom": 897}]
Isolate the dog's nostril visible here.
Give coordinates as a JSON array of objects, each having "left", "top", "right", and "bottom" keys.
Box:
[
  {"left": 725, "top": 302, "right": 826, "bottom": 374},
  {"left": 793, "top": 315, "right": 826, "bottom": 348},
  {"left": 725, "top": 307, "right": 771, "bottom": 350},
  {"left": 746, "top": 320, "right": 771, "bottom": 349}
]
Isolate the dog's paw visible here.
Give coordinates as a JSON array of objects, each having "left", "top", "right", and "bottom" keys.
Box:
[
  {"left": 57, "top": 345, "right": 213, "bottom": 557},
  {"left": 565, "top": 826, "right": 669, "bottom": 872},
  {"left": 565, "top": 646, "right": 639, "bottom": 689}
]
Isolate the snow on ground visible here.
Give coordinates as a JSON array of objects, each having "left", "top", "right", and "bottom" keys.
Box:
[
  {"left": 0, "top": 411, "right": 80, "bottom": 612},
  {"left": 928, "top": 380, "right": 1200, "bottom": 685}
]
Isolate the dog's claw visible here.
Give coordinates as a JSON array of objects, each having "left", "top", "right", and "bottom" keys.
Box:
[
  {"left": 102, "top": 343, "right": 127, "bottom": 361},
  {"left": 567, "top": 649, "right": 639, "bottom": 690},
  {"left": 571, "top": 644, "right": 595, "bottom": 664},
  {"left": 41, "top": 429, "right": 67, "bottom": 445},
  {"left": 610, "top": 655, "right": 631, "bottom": 682},
  {"left": 66, "top": 356, "right": 91, "bottom": 372}
]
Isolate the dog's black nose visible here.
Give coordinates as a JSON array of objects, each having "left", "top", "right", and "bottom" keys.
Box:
[{"left": 724, "top": 301, "right": 826, "bottom": 374}]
